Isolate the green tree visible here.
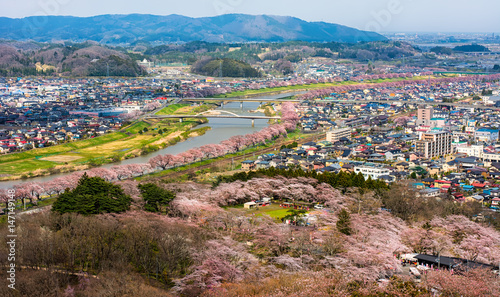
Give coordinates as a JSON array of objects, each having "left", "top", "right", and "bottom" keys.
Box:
[
  {"left": 336, "top": 208, "right": 352, "bottom": 235},
  {"left": 138, "top": 183, "right": 176, "bottom": 213},
  {"left": 52, "top": 173, "right": 132, "bottom": 215},
  {"left": 282, "top": 209, "right": 307, "bottom": 225}
]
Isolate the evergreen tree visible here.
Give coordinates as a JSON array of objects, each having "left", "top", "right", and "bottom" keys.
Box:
[
  {"left": 138, "top": 183, "right": 176, "bottom": 213},
  {"left": 336, "top": 208, "right": 352, "bottom": 235},
  {"left": 52, "top": 173, "right": 132, "bottom": 215}
]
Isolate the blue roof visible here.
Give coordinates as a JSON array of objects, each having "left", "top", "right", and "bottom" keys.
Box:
[{"left": 477, "top": 129, "right": 499, "bottom": 133}]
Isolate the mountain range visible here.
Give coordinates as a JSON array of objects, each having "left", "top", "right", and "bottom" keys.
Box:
[{"left": 0, "top": 14, "right": 387, "bottom": 44}]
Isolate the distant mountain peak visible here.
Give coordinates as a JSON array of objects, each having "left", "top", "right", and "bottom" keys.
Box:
[{"left": 0, "top": 14, "right": 387, "bottom": 44}]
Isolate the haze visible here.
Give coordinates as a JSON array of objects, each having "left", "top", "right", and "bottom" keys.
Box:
[{"left": 0, "top": 0, "right": 499, "bottom": 33}]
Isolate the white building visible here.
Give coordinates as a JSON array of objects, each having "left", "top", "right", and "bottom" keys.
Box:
[
  {"left": 354, "top": 166, "right": 391, "bottom": 180},
  {"left": 326, "top": 128, "right": 351, "bottom": 142},
  {"left": 456, "top": 145, "right": 483, "bottom": 158}
]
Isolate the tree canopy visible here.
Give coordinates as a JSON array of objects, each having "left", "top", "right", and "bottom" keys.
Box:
[
  {"left": 191, "top": 57, "right": 261, "bottom": 77},
  {"left": 138, "top": 183, "right": 176, "bottom": 213},
  {"left": 52, "top": 173, "right": 132, "bottom": 215}
]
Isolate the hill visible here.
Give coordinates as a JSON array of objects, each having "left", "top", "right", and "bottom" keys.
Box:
[
  {"left": 0, "top": 41, "right": 145, "bottom": 77},
  {"left": 0, "top": 14, "right": 387, "bottom": 44},
  {"left": 453, "top": 44, "right": 491, "bottom": 52},
  {"left": 191, "top": 57, "right": 261, "bottom": 77}
]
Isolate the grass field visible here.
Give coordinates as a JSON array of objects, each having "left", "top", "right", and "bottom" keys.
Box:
[
  {"left": 156, "top": 104, "right": 190, "bottom": 115},
  {"left": 228, "top": 204, "right": 304, "bottom": 221},
  {"left": 0, "top": 118, "right": 204, "bottom": 180},
  {"left": 0, "top": 132, "right": 129, "bottom": 164},
  {"left": 125, "top": 121, "right": 151, "bottom": 134}
]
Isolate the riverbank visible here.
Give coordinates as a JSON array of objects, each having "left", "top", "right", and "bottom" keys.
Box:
[
  {"left": 214, "top": 76, "right": 437, "bottom": 99},
  {"left": 138, "top": 129, "right": 324, "bottom": 183},
  {"left": 0, "top": 105, "right": 215, "bottom": 181}
]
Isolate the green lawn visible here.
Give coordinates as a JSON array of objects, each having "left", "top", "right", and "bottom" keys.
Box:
[
  {"left": 0, "top": 159, "right": 56, "bottom": 175},
  {"left": 125, "top": 121, "right": 151, "bottom": 134},
  {"left": 229, "top": 204, "right": 301, "bottom": 220},
  {"left": 155, "top": 104, "right": 189, "bottom": 115},
  {"left": 0, "top": 132, "right": 129, "bottom": 164}
]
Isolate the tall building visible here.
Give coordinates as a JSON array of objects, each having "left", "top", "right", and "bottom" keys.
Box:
[
  {"left": 416, "top": 107, "right": 433, "bottom": 126},
  {"left": 416, "top": 131, "right": 452, "bottom": 158},
  {"left": 326, "top": 128, "right": 351, "bottom": 142}
]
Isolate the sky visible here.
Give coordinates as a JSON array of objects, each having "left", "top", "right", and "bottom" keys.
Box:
[{"left": 0, "top": 0, "right": 499, "bottom": 33}]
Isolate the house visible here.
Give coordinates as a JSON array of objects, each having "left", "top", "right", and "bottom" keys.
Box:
[
  {"left": 414, "top": 254, "right": 494, "bottom": 271},
  {"left": 434, "top": 180, "right": 452, "bottom": 189},
  {"left": 255, "top": 161, "right": 270, "bottom": 170},
  {"left": 466, "top": 195, "right": 485, "bottom": 203},
  {"left": 421, "top": 188, "right": 440, "bottom": 197},
  {"left": 241, "top": 160, "right": 255, "bottom": 171}
]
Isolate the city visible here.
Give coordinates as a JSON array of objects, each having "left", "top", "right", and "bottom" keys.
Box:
[{"left": 0, "top": 1, "right": 500, "bottom": 296}]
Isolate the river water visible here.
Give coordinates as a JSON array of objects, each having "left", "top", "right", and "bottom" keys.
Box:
[{"left": 0, "top": 92, "right": 300, "bottom": 188}]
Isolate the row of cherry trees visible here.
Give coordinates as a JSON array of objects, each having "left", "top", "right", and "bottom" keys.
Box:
[
  {"left": 298, "top": 73, "right": 500, "bottom": 100},
  {"left": 182, "top": 72, "right": 431, "bottom": 98},
  {"left": 0, "top": 103, "right": 300, "bottom": 209}
]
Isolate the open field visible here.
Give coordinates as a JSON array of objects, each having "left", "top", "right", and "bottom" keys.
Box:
[
  {"left": 247, "top": 205, "right": 291, "bottom": 219},
  {"left": 226, "top": 204, "right": 309, "bottom": 221},
  {"left": 40, "top": 155, "right": 83, "bottom": 162},
  {"left": 0, "top": 118, "right": 205, "bottom": 180},
  {"left": 156, "top": 103, "right": 190, "bottom": 115},
  {"left": 125, "top": 121, "right": 151, "bottom": 134}
]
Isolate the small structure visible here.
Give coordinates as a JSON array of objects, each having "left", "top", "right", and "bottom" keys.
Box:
[
  {"left": 241, "top": 160, "right": 255, "bottom": 171},
  {"left": 244, "top": 201, "right": 257, "bottom": 209}
]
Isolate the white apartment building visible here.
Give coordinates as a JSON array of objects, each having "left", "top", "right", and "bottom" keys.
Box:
[
  {"left": 354, "top": 166, "right": 391, "bottom": 180},
  {"left": 456, "top": 145, "right": 483, "bottom": 158}
]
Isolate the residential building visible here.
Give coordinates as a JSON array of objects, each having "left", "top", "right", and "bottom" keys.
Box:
[
  {"left": 416, "top": 131, "right": 452, "bottom": 158},
  {"left": 353, "top": 165, "right": 391, "bottom": 180},
  {"left": 416, "top": 107, "right": 433, "bottom": 126},
  {"left": 475, "top": 129, "right": 499, "bottom": 143},
  {"left": 456, "top": 145, "right": 484, "bottom": 158},
  {"left": 326, "top": 128, "right": 351, "bottom": 143}
]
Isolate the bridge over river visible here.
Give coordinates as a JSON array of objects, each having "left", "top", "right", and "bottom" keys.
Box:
[{"left": 144, "top": 110, "right": 280, "bottom": 126}]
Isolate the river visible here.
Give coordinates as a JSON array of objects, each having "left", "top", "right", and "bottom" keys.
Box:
[{"left": 0, "top": 92, "right": 300, "bottom": 188}]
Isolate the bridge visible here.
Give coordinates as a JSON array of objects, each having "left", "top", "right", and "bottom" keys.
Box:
[
  {"left": 145, "top": 110, "right": 281, "bottom": 126},
  {"left": 180, "top": 97, "right": 300, "bottom": 108}
]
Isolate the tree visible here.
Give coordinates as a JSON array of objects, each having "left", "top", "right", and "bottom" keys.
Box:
[
  {"left": 52, "top": 173, "right": 132, "bottom": 215},
  {"left": 282, "top": 209, "right": 307, "bottom": 225},
  {"left": 336, "top": 208, "right": 352, "bottom": 235},
  {"left": 138, "top": 183, "right": 176, "bottom": 213}
]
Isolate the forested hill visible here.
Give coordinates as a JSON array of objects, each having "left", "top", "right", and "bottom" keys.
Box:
[
  {"left": 0, "top": 42, "right": 145, "bottom": 77},
  {"left": 0, "top": 14, "right": 387, "bottom": 44}
]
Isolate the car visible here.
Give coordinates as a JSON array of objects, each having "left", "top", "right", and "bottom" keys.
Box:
[{"left": 314, "top": 204, "right": 324, "bottom": 210}]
